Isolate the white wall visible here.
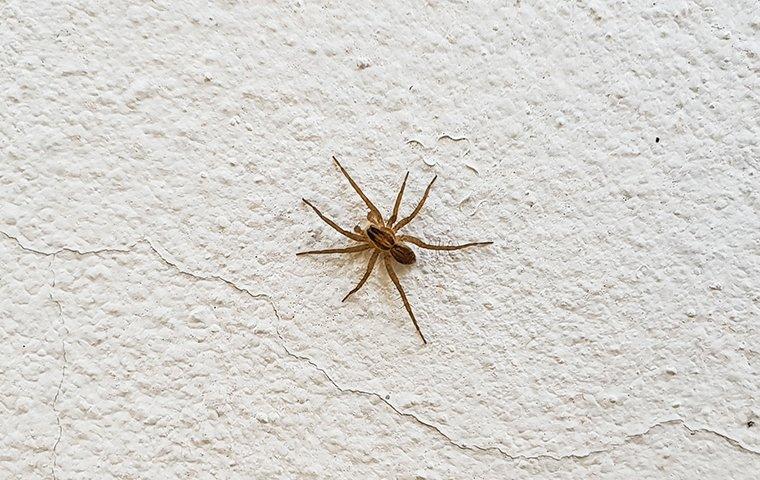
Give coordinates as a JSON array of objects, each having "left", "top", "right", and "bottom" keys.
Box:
[{"left": 2, "top": 1, "right": 758, "bottom": 478}]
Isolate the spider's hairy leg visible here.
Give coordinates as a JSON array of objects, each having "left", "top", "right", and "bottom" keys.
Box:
[
  {"left": 387, "top": 171, "right": 409, "bottom": 226},
  {"left": 393, "top": 175, "right": 437, "bottom": 232},
  {"left": 302, "top": 198, "right": 366, "bottom": 242},
  {"left": 332, "top": 156, "right": 384, "bottom": 225},
  {"left": 296, "top": 244, "right": 371, "bottom": 256},
  {"left": 384, "top": 255, "right": 427, "bottom": 344},
  {"left": 342, "top": 250, "right": 380, "bottom": 302},
  {"left": 397, "top": 235, "right": 493, "bottom": 251}
]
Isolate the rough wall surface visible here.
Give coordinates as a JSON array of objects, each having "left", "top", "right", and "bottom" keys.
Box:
[{"left": 1, "top": 1, "right": 759, "bottom": 478}]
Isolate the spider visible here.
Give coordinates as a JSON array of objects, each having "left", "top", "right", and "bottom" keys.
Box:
[{"left": 297, "top": 156, "right": 492, "bottom": 344}]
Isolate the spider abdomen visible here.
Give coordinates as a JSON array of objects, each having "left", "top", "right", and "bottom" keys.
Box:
[{"left": 391, "top": 244, "right": 416, "bottom": 264}]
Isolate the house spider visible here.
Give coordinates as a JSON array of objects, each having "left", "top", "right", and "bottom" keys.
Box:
[{"left": 297, "top": 157, "right": 492, "bottom": 344}]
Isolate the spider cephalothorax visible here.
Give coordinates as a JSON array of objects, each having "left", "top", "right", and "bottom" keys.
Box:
[{"left": 298, "top": 156, "right": 492, "bottom": 344}]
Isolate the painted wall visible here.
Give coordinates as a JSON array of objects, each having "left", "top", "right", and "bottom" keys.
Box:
[{"left": 2, "top": 1, "right": 758, "bottom": 478}]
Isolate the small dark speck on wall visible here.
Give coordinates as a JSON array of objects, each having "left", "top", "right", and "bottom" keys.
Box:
[
  {"left": 655, "top": 137, "right": 660, "bottom": 143},
  {"left": 748, "top": 420, "right": 755, "bottom": 428}
]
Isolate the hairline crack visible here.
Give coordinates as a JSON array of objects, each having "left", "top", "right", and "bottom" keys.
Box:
[{"left": 3, "top": 230, "right": 758, "bottom": 462}]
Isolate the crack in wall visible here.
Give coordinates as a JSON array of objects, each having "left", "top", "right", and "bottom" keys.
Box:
[
  {"left": 141, "top": 239, "right": 283, "bottom": 324},
  {"left": 47, "top": 255, "right": 67, "bottom": 480},
  {"left": 0, "top": 231, "right": 137, "bottom": 257},
  {"left": 681, "top": 423, "right": 760, "bottom": 457},
  {"left": 3, "top": 230, "right": 758, "bottom": 466},
  {"left": 0, "top": 231, "right": 282, "bottom": 321},
  {"left": 274, "top": 329, "right": 760, "bottom": 461}
]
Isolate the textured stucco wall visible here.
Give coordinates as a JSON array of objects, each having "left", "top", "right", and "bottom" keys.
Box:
[{"left": 1, "top": 1, "right": 759, "bottom": 479}]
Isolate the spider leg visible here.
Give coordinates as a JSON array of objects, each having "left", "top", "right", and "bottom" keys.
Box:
[
  {"left": 393, "top": 175, "right": 437, "bottom": 232},
  {"left": 296, "top": 244, "right": 371, "bottom": 256},
  {"left": 332, "top": 156, "right": 384, "bottom": 224},
  {"left": 303, "top": 199, "right": 366, "bottom": 242},
  {"left": 342, "top": 250, "right": 379, "bottom": 302},
  {"left": 387, "top": 171, "right": 409, "bottom": 226},
  {"left": 397, "top": 235, "right": 493, "bottom": 251},
  {"left": 384, "top": 255, "right": 427, "bottom": 344}
]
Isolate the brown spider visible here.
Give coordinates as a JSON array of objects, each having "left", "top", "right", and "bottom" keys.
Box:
[{"left": 297, "top": 156, "right": 492, "bottom": 344}]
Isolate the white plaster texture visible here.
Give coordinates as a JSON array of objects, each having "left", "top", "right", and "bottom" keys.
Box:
[{"left": 1, "top": 1, "right": 759, "bottom": 479}]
